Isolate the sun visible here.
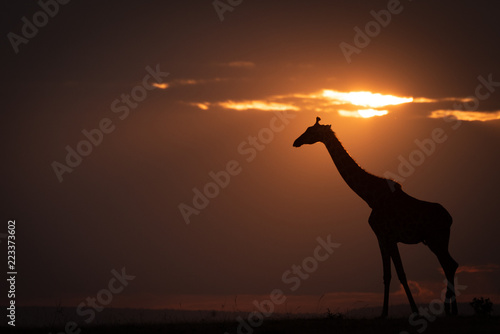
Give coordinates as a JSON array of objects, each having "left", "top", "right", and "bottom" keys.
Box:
[
  {"left": 338, "top": 109, "right": 389, "bottom": 118},
  {"left": 322, "top": 90, "right": 413, "bottom": 108}
]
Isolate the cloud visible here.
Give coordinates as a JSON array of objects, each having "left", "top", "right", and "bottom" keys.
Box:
[
  {"left": 152, "top": 82, "right": 169, "bottom": 89},
  {"left": 455, "top": 264, "right": 500, "bottom": 274},
  {"left": 429, "top": 110, "right": 500, "bottom": 122},
  {"left": 414, "top": 97, "right": 500, "bottom": 121},
  {"left": 187, "top": 100, "right": 298, "bottom": 112},
  {"left": 188, "top": 102, "right": 210, "bottom": 110},
  {"left": 175, "top": 79, "right": 199, "bottom": 85},
  {"left": 159, "top": 77, "right": 230, "bottom": 89},
  {"left": 188, "top": 89, "right": 412, "bottom": 117},
  {"left": 182, "top": 82, "right": 500, "bottom": 121},
  {"left": 394, "top": 280, "right": 435, "bottom": 299},
  {"left": 218, "top": 100, "right": 299, "bottom": 111},
  {"left": 413, "top": 97, "right": 474, "bottom": 103}
]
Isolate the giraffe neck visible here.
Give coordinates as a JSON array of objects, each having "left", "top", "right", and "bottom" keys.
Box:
[{"left": 321, "top": 129, "right": 394, "bottom": 208}]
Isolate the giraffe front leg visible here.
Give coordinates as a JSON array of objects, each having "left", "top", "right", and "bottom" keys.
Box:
[
  {"left": 378, "top": 241, "right": 391, "bottom": 318},
  {"left": 389, "top": 243, "right": 419, "bottom": 315}
]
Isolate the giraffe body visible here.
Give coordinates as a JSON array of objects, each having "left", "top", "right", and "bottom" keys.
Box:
[{"left": 369, "top": 191, "right": 452, "bottom": 244}]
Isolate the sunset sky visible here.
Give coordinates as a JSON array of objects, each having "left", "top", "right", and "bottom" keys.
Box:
[{"left": 2, "top": 0, "right": 500, "bottom": 315}]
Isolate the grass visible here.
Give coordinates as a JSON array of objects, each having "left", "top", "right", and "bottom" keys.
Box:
[{"left": 2, "top": 315, "right": 499, "bottom": 334}]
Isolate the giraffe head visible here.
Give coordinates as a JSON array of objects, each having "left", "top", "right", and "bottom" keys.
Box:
[{"left": 293, "top": 117, "right": 331, "bottom": 147}]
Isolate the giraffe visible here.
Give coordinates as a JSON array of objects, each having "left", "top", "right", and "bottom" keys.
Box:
[{"left": 293, "top": 117, "right": 458, "bottom": 317}]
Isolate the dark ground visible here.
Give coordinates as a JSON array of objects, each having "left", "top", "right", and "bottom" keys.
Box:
[{"left": 2, "top": 316, "right": 499, "bottom": 334}]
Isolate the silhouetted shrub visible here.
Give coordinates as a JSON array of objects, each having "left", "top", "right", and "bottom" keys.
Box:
[
  {"left": 326, "top": 308, "right": 344, "bottom": 320},
  {"left": 470, "top": 297, "right": 493, "bottom": 316}
]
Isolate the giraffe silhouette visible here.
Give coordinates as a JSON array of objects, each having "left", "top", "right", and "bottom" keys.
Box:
[{"left": 293, "top": 117, "right": 458, "bottom": 317}]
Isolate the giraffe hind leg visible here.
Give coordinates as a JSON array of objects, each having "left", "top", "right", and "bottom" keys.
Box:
[
  {"left": 427, "top": 235, "right": 458, "bottom": 316},
  {"left": 442, "top": 252, "right": 458, "bottom": 315},
  {"left": 441, "top": 253, "right": 458, "bottom": 315}
]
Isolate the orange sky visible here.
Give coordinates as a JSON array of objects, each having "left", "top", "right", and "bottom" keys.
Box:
[{"left": 2, "top": 0, "right": 500, "bottom": 317}]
